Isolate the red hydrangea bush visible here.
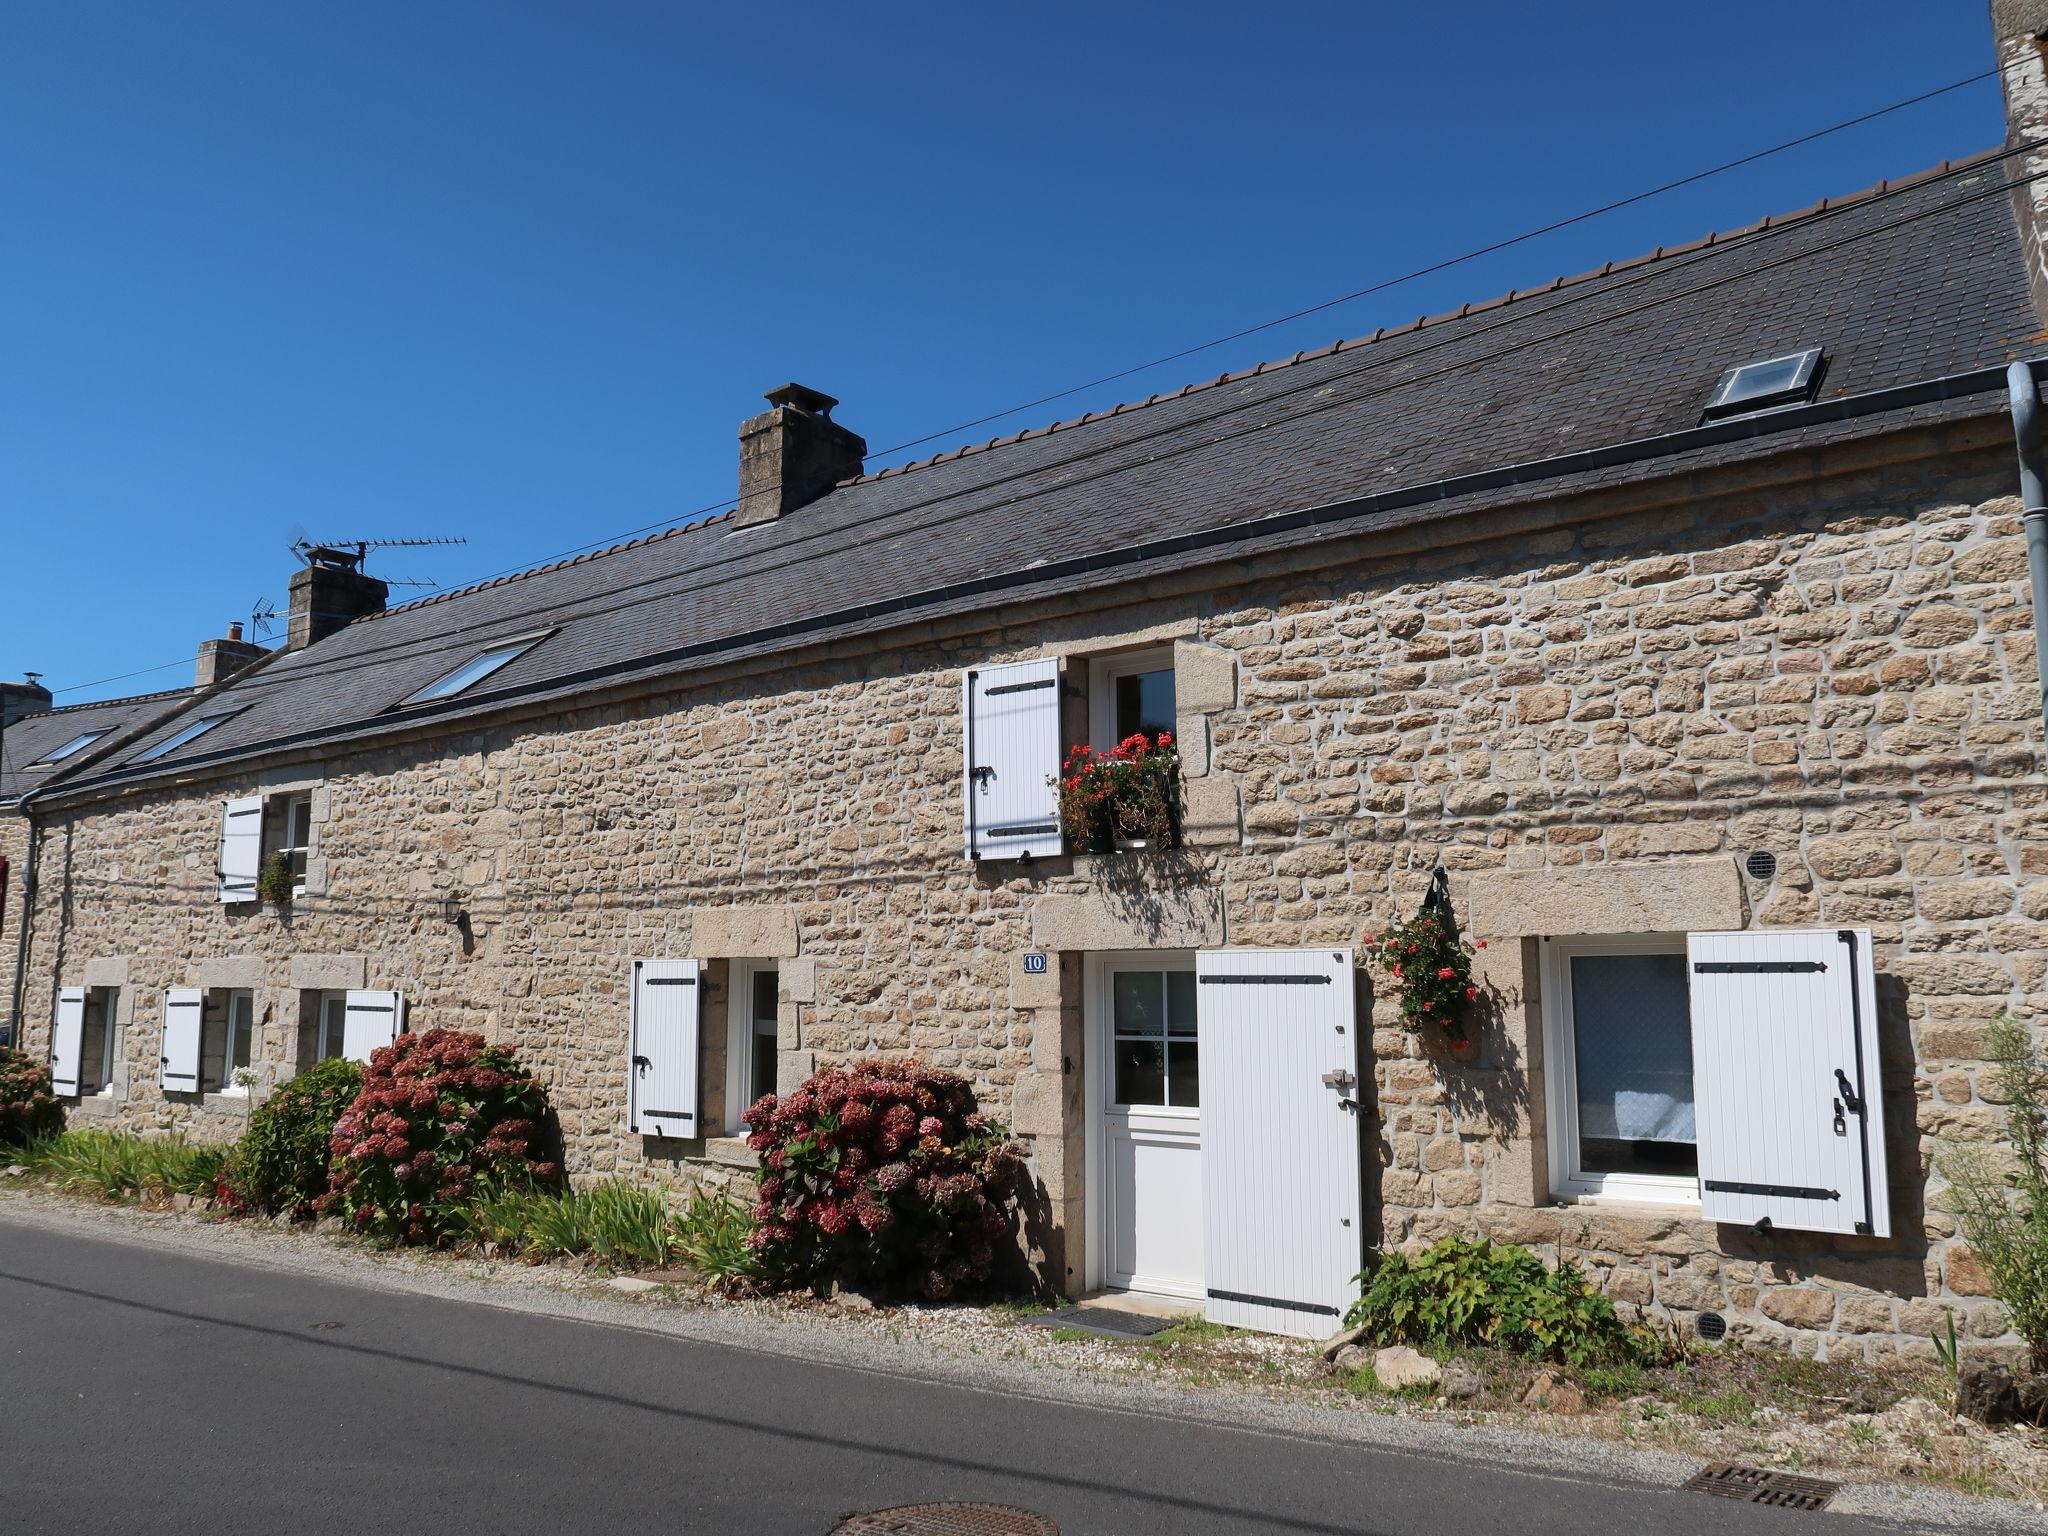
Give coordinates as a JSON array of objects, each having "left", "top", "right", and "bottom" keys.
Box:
[
  {"left": 323, "top": 1028, "right": 560, "bottom": 1244},
  {"left": 744, "top": 1059, "right": 1025, "bottom": 1299},
  {"left": 0, "top": 1047, "right": 62, "bottom": 1145}
]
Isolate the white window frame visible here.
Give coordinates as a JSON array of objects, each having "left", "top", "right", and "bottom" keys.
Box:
[
  {"left": 270, "top": 793, "right": 314, "bottom": 898},
  {"left": 201, "top": 989, "right": 256, "bottom": 1094},
  {"left": 1087, "top": 646, "right": 1176, "bottom": 751},
  {"left": 310, "top": 991, "right": 349, "bottom": 1065},
  {"left": 79, "top": 987, "right": 118, "bottom": 1097},
  {"left": 724, "top": 960, "right": 780, "bottom": 1133},
  {"left": 1540, "top": 932, "right": 1702, "bottom": 1210}
]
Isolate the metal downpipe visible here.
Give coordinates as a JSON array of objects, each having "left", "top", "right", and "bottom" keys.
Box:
[{"left": 2008, "top": 360, "right": 2048, "bottom": 736}]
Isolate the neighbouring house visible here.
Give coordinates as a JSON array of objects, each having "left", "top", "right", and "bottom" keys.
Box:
[{"left": 13, "top": 11, "right": 2048, "bottom": 1357}]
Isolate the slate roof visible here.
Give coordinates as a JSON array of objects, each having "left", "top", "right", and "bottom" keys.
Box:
[
  {"left": 47, "top": 151, "right": 2044, "bottom": 797},
  {"left": 2, "top": 690, "right": 191, "bottom": 804}
]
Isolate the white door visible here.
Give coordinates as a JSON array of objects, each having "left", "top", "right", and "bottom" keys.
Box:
[
  {"left": 1195, "top": 947, "right": 1363, "bottom": 1337},
  {"left": 1092, "top": 956, "right": 1204, "bottom": 1299}
]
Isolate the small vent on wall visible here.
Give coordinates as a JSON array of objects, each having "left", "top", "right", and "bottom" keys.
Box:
[
  {"left": 1744, "top": 851, "right": 1777, "bottom": 882},
  {"left": 1697, "top": 1310, "right": 1728, "bottom": 1342}
]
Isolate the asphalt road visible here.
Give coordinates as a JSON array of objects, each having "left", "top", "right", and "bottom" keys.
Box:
[{"left": 0, "top": 1220, "right": 1961, "bottom": 1535}]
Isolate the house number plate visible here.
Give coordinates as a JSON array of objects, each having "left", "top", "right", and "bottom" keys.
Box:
[{"left": 1023, "top": 952, "right": 1047, "bottom": 974}]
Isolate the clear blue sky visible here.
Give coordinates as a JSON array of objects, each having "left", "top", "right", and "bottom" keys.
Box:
[{"left": 1, "top": 2, "right": 2004, "bottom": 704}]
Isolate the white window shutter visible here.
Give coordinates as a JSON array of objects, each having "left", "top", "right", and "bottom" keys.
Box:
[
  {"left": 342, "top": 990, "right": 405, "bottom": 1062},
  {"left": 1195, "top": 947, "right": 1363, "bottom": 1337},
  {"left": 962, "top": 658, "right": 1063, "bottom": 863},
  {"left": 630, "top": 959, "right": 701, "bottom": 1139},
  {"left": 51, "top": 988, "right": 86, "bottom": 1096},
  {"left": 161, "top": 988, "right": 203, "bottom": 1093},
  {"left": 218, "top": 796, "right": 262, "bottom": 902},
  {"left": 1687, "top": 927, "right": 1889, "bottom": 1238}
]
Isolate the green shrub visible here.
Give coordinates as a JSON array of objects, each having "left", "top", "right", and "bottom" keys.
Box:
[
  {"left": 1344, "top": 1236, "right": 1648, "bottom": 1367},
  {"left": 324, "top": 1028, "right": 560, "bottom": 1244},
  {"left": 673, "top": 1191, "right": 767, "bottom": 1289},
  {"left": 516, "top": 1180, "right": 676, "bottom": 1267},
  {"left": 0, "top": 1047, "right": 62, "bottom": 1146},
  {"left": 1943, "top": 1014, "right": 2048, "bottom": 1370},
  {"left": 223, "top": 1057, "right": 362, "bottom": 1216}
]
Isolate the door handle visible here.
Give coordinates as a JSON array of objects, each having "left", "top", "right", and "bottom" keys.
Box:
[
  {"left": 1321, "top": 1069, "right": 1356, "bottom": 1090},
  {"left": 1833, "top": 1068, "right": 1864, "bottom": 1116}
]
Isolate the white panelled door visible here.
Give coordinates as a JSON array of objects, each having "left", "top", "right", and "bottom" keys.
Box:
[
  {"left": 218, "top": 796, "right": 262, "bottom": 902},
  {"left": 161, "top": 988, "right": 203, "bottom": 1093},
  {"left": 962, "top": 658, "right": 1063, "bottom": 863},
  {"left": 630, "top": 959, "right": 701, "bottom": 1139},
  {"left": 1096, "top": 959, "right": 1205, "bottom": 1300},
  {"left": 51, "top": 988, "right": 86, "bottom": 1096},
  {"left": 1688, "top": 927, "right": 1889, "bottom": 1238},
  {"left": 341, "top": 990, "right": 406, "bottom": 1063},
  {"left": 1195, "top": 947, "right": 1363, "bottom": 1337}
]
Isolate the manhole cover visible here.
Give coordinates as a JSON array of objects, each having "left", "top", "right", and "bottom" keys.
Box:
[
  {"left": 1023, "top": 1305, "right": 1175, "bottom": 1340},
  {"left": 831, "top": 1504, "right": 1059, "bottom": 1536},
  {"left": 1683, "top": 1463, "right": 1838, "bottom": 1511}
]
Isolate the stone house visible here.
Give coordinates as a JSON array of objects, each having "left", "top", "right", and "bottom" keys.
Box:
[{"left": 12, "top": 16, "right": 2048, "bottom": 1356}]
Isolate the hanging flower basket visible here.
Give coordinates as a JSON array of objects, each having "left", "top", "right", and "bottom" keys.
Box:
[
  {"left": 1365, "top": 871, "right": 1483, "bottom": 1043},
  {"left": 1053, "top": 732, "right": 1181, "bottom": 854}
]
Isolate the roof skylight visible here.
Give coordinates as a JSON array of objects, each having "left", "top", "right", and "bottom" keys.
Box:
[
  {"left": 1702, "top": 347, "right": 1824, "bottom": 420},
  {"left": 134, "top": 712, "right": 236, "bottom": 763},
  {"left": 397, "top": 632, "right": 551, "bottom": 707},
  {"left": 33, "top": 729, "right": 112, "bottom": 765}
]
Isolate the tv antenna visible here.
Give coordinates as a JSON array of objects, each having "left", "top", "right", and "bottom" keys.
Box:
[
  {"left": 292, "top": 535, "right": 468, "bottom": 569},
  {"left": 249, "top": 598, "right": 280, "bottom": 641}
]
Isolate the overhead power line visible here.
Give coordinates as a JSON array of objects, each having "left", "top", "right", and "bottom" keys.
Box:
[
  {"left": 43, "top": 150, "right": 2037, "bottom": 722},
  {"left": 46, "top": 71, "right": 2007, "bottom": 702}
]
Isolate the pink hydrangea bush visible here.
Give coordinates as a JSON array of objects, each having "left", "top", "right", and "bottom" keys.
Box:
[
  {"left": 323, "top": 1027, "right": 559, "bottom": 1244},
  {"left": 0, "top": 1047, "right": 61, "bottom": 1145},
  {"left": 744, "top": 1059, "right": 1025, "bottom": 1299}
]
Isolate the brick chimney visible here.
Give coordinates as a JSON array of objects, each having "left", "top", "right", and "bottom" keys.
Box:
[
  {"left": 735, "top": 383, "right": 867, "bottom": 527},
  {"left": 1996, "top": 1, "right": 2048, "bottom": 325},
  {"left": 288, "top": 546, "right": 388, "bottom": 649},
  {"left": 0, "top": 675, "right": 52, "bottom": 729},
  {"left": 196, "top": 621, "right": 267, "bottom": 689}
]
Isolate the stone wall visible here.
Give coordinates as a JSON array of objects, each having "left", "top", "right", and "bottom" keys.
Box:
[
  {"left": 14, "top": 421, "right": 2044, "bottom": 1360},
  {"left": 0, "top": 811, "right": 25, "bottom": 1040}
]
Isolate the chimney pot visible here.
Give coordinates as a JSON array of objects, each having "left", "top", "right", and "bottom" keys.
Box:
[
  {"left": 735, "top": 382, "right": 867, "bottom": 527},
  {"left": 227, "top": 621, "right": 244, "bottom": 643}
]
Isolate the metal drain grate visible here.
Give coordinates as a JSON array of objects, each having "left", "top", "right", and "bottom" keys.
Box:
[
  {"left": 1023, "top": 1305, "right": 1176, "bottom": 1339},
  {"left": 831, "top": 1505, "right": 1060, "bottom": 1536},
  {"left": 1683, "top": 1463, "right": 1838, "bottom": 1511}
]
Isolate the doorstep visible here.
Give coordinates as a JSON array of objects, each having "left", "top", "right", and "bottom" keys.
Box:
[{"left": 1073, "top": 1289, "right": 1203, "bottom": 1320}]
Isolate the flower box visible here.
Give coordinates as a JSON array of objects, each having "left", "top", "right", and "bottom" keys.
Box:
[{"left": 1054, "top": 732, "right": 1181, "bottom": 854}]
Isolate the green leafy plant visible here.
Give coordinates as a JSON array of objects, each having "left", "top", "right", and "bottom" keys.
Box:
[
  {"left": 744, "top": 1058, "right": 1025, "bottom": 1299},
  {"left": 514, "top": 1180, "right": 676, "bottom": 1268},
  {"left": 0, "top": 1047, "right": 63, "bottom": 1146},
  {"left": 324, "top": 1028, "right": 560, "bottom": 1245},
  {"left": 1364, "top": 900, "right": 1482, "bottom": 1042},
  {"left": 256, "top": 850, "right": 296, "bottom": 905},
  {"left": 221, "top": 1057, "right": 363, "bottom": 1216},
  {"left": 673, "top": 1190, "right": 767, "bottom": 1289},
  {"left": 1053, "top": 733, "right": 1181, "bottom": 851},
  {"left": 28, "top": 1130, "right": 223, "bottom": 1202},
  {"left": 1942, "top": 1014, "right": 2048, "bottom": 1370},
  {"left": 1933, "top": 1311, "right": 1962, "bottom": 1379},
  {"left": 1343, "top": 1236, "right": 1650, "bottom": 1367}
]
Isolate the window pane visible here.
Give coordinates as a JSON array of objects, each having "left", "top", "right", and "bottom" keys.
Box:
[
  {"left": 1166, "top": 971, "right": 1196, "bottom": 1035},
  {"left": 1114, "top": 668, "right": 1176, "bottom": 741},
  {"left": 79, "top": 992, "right": 111, "bottom": 1096},
  {"left": 322, "top": 995, "right": 348, "bottom": 1060},
  {"left": 1112, "top": 971, "right": 1165, "bottom": 1036},
  {"left": 1114, "top": 1038, "right": 1166, "bottom": 1106},
  {"left": 230, "top": 993, "right": 253, "bottom": 1074},
  {"left": 752, "top": 968, "right": 780, "bottom": 1024},
  {"left": 751, "top": 1032, "right": 777, "bottom": 1109},
  {"left": 1167, "top": 1042, "right": 1200, "bottom": 1107},
  {"left": 1570, "top": 952, "right": 1697, "bottom": 1178}
]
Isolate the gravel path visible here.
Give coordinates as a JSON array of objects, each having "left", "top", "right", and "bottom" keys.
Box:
[{"left": 4, "top": 1186, "right": 2044, "bottom": 1532}]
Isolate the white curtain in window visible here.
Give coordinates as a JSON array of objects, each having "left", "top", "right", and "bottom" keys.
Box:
[{"left": 1571, "top": 953, "right": 1695, "bottom": 1143}]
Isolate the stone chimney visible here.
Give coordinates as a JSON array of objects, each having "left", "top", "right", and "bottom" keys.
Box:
[
  {"left": 1996, "top": 1, "right": 2048, "bottom": 324},
  {"left": 196, "top": 621, "right": 267, "bottom": 689},
  {"left": 0, "top": 675, "right": 52, "bottom": 729},
  {"left": 735, "top": 383, "right": 867, "bottom": 527},
  {"left": 288, "top": 546, "right": 388, "bottom": 650}
]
